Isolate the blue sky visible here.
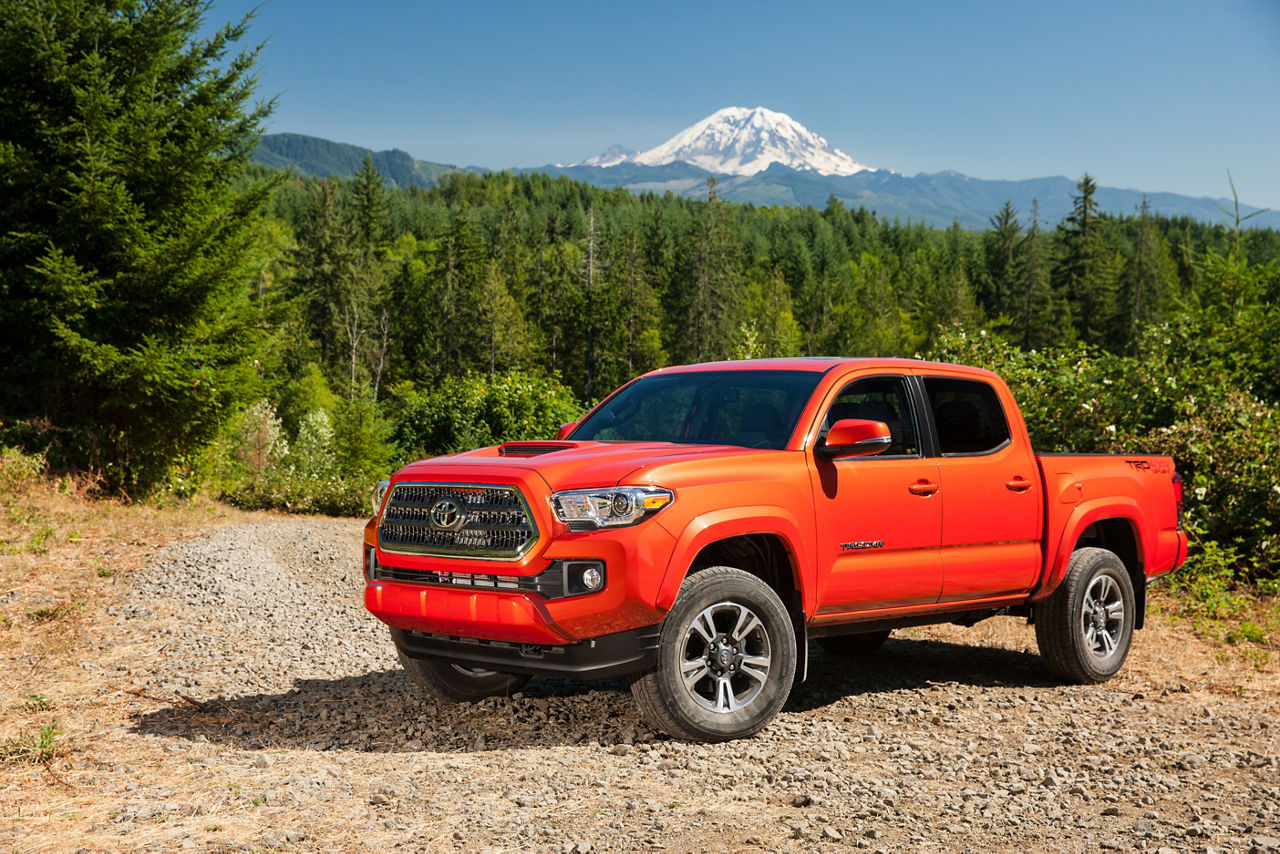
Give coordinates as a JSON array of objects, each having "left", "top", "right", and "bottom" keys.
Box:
[{"left": 210, "top": 0, "right": 1280, "bottom": 207}]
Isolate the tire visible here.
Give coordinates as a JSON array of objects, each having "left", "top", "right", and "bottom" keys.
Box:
[
  {"left": 1034, "top": 547, "right": 1136, "bottom": 683},
  {"left": 817, "top": 629, "right": 892, "bottom": 656},
  {"left": 630, "top": 566, "right": 797, "bottom": 742},
  {"left": 395, "top": 644, "right": 530, "bottom": 702}
]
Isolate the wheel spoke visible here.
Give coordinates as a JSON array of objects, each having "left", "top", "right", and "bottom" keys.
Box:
[
  {"left": 1105, "top": 601, "right": 1124, "bottom": 620},
  {"left": 715, "top": 677, "right": 737, "bottom": 712},
  {"left": 690, "top": 610, "right": 717, "bottom": 643},
  {"left": 681, "top": 659, "right": 710, "bottom": 687},
  {"left": 739, "top": 655, "right": 770, "bottom": 684},
  {"left": 730, "top": 608, "right": 762, "bottom": 645},
  {"left": 1099, "top": 629, "right": 1116, "bottom": 655}
]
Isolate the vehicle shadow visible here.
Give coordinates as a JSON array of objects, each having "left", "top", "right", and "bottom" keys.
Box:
[
  {"left": 131, "top": 669, "right": 640, "bottom": 754},
  {"left": 133, "top": 638, "right": 1059, "bottom": 752},
  {"left": 787, "top": 635, "right": 1059, "bottom": 712}
]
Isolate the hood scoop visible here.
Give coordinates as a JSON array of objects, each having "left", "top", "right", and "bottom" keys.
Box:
[{"left": 498, "top": 441, "right": 578, "bottom": 457}]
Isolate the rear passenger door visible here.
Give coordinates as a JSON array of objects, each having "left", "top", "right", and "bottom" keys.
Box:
[{"left": 922, "top": 376, "right": 1043, "bottom": 603}]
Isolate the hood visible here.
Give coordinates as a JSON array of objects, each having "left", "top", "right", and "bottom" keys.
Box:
[{"left": 396, "top": 440, "right": 775, "bottom": 493}]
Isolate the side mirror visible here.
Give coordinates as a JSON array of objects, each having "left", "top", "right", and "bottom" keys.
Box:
[
  {"left": 555, "top": 420, "right": 580, "bottom": 440},
  {"left": 817, "top": 418, "right": 892, "bottom": 460}
]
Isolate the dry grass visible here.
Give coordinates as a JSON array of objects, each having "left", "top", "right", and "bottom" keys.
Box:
[{"left": 0, "top": 466, "right": 285, "bottom": 850}]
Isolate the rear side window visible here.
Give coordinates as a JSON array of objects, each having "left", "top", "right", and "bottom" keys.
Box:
[{"left": 923, "top": 377, "right": 1011, "bottom": 455}]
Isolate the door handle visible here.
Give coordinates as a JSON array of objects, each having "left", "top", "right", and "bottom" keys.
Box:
[
  {"left": 908, "top": 480, "right": 940, "bottom": 496},
  {"left": 1005, "top": 477, "right": 1034, "bottom": 492}
]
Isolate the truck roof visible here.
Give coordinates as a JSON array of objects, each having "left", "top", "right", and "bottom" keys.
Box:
[{"left": 651, "top": 357, "right": 993, "bottom": 376}]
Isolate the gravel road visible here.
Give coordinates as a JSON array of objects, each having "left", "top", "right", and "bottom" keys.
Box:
[{"left": 91, "top": 518, "right": 1280, "bottom": 851}]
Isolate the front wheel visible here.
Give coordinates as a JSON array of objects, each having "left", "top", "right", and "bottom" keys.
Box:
[
  {"left": 630, "top": 566, "right": 796, "bottom": 742},
  {"left": 1034, "top": 547, "right": 1136, "bottom": 683},
  {"left": 395, "top": 644, "right": 530, "bottom": 701}
]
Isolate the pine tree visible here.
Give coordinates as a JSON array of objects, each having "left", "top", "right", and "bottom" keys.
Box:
[
  {"left": 1018, "top": 200, "right": 1065, "bottom": 349},
  {"left": 983, "top": 201, "right": 1021, "bottom": 319},
  {"left": 673, "top": 177, "right": 742, "bottom": 362},
  {"left": 1116, "top": 197, "right": 1175, "bottom": 351},
  {"left": 1057, "top": 173, "right": 1121, "bottom": 345},
  {"left": 0, "top": 0, "right": 275, "bottom": 490},
  {"left": 350, "top": 154, "right": 391, "bottom": 253}
]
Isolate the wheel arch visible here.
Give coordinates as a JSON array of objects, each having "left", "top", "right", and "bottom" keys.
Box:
[
  {"left": 656, "top": 511, "right": 810, "bottom": 682},
  {"left": 656, "top": 509, "right": 809, "bottom": 613},
  {"left": 1041, "top": 506, "right": 1147, "bottom": 629}
]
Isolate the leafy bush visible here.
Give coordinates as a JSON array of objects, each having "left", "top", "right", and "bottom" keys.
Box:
[
  {"left": 207, "top": 394, "right": 395, "bottom": 516},
  {"left": 389, "top": 371, "right": 583, "bottom": 460},
  {"left": 0, "top": 446, "right": 46, "bottom": 498}
]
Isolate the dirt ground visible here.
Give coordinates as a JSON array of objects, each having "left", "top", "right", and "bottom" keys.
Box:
[{"left": 1, "top": 506, "right": 1278, "bottom": 853}]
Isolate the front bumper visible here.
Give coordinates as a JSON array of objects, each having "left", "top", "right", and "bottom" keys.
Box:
[
  {"left": 390, "top": 624, "right": 661, "bottom": 681},
  {"left": 363, "top": 511, "right": 675, "bottom": 646}
]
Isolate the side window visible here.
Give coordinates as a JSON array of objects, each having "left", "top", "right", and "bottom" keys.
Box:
[
  {"left": 923, "top": 377, "right": 1011, "bottom": 455},
  {"left": 824, "top": 376, "right": 919, "bottom": 457}
]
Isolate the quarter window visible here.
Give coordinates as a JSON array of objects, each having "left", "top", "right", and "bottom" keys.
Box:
[
  {"left": 923, "top": 377, "right": 1011, "bottom": 455},
  {"left": 823, "top": 376, "right": 919, "bottom": 457}
]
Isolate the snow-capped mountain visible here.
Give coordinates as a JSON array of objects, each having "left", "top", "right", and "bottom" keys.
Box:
[
  {"left": 579, "top": 106, "right": 874, "bottom": 177},
  {"left": 579, "top": 143, "right": 638, "bottom": 168}
]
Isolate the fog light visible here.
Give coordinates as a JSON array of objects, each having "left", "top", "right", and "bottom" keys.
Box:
[{"left": 562, "top": 560, "right": 606, "bottom": 596}]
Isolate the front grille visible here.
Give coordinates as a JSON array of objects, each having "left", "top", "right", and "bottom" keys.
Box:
[{"left": 378, "top": 482, "right": 537, "bottom": 560}]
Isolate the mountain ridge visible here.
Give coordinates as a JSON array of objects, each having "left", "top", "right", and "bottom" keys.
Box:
[
  {"left": 251, "top": 133, "right": 460, "bottom": 188},
  {"left": 250, "top": 127, "right": 1278, "bottom": 230}
]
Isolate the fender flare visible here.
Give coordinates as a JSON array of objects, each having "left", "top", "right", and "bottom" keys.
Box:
[
  {"left": 1036, "top": 497, "right": 1147, "bottom": 600},
  {"left": 655, "top": 506, "right": 812, "bottom": 613}
]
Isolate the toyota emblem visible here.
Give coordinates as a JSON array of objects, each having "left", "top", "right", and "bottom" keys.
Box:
[{"left": 429, "top": 497, "right": 466, "bottom": 531}]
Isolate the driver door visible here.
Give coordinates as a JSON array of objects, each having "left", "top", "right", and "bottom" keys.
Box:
[{"left": 808, "top": 374, "right": 943, "bottom": 616}]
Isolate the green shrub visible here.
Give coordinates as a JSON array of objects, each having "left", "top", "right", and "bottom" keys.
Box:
[
  {"left": 389, "top": 370, "right": 583, "bottom": 460},
  {"left": 0, "top": 446, "right": 46, "bottom": 498},
  {"left": 209, "top": 393, "right": 396, "bottom": 516}
]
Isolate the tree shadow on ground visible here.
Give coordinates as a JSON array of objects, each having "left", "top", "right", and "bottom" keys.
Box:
[
  {"left": 787, "top": 635, "right": 1059, "bottom": 712},
  {"left": 133, "top": 637, "right": 1060, "bottom": 753}
]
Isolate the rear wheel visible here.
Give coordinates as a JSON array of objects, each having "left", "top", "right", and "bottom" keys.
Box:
[
  {"left": 817, "top": 629, "right": 892, "bottom": 656},
  {"left": 630, "top": 566, "right": 796, "bottom": 742},
  {"left": 395, "top": 644, "right": 530, "bottom": 701},
  {"left": 1034, "top": 547, "right": 1136, "bottom": 683}
]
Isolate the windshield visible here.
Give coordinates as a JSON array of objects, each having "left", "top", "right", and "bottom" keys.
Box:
[{"left": 571, "top": 370, "right": 822, "bottom": 450}]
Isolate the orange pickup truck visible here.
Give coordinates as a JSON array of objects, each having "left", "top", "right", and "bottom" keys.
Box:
[{"left": 362, "top": 358, "right": 1187, "bottom": 741}]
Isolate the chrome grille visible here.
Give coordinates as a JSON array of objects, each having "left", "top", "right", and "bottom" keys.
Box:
[{"left": 377, "top": 482, "right": 537, "bottom": 560}]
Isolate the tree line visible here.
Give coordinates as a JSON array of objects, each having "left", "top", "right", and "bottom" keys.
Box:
[{"left": 1, "top": 0, "right": 1276, "bottom": 589}]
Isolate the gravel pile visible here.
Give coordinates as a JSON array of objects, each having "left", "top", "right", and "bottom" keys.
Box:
[{"left": 105, "top": 519, "right": 1280, "bottom": 852}]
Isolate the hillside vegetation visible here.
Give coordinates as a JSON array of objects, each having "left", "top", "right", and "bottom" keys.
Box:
[{"left": 0, "top": 1, "right": 1276, "bottom": 613}]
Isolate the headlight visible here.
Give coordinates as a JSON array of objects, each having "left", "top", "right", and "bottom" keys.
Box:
[
  {"left": 551, "top": 486, "right": 674, "bottom": 531},
  {"left": 372, "top": 479, "right": 391, "bottom": 516}
]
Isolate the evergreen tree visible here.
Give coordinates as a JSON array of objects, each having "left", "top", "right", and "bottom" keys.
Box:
[
  {"left": 672, "top": 177, "right": 742, "bottom": 362},
  {"left": 1057, "top": 173, "right": 1122, "bottom": 345},
  {"left": 1116, "top": 197, "right": 1176, "bottom": 351},
  {"left": 350, "top": 154, "right": 391, "bottom": 252},
  {"left": 0, "top": 0, "right": 275, "bottom": 489},
  {"left": 1018, "top": 200, "right": 1065, "bottom": 349},
  {"left": 983, "top": 201, "right": 1021, "bottom": 320}
]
